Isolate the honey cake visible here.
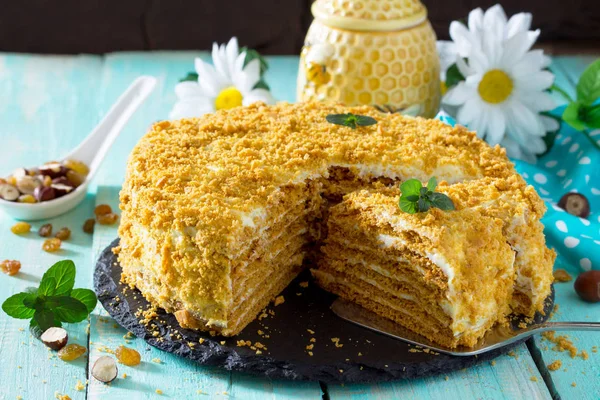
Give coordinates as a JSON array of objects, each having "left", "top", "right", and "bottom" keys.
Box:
[{"left": 117, "top": 102, "right": 554, "bottom": 344}]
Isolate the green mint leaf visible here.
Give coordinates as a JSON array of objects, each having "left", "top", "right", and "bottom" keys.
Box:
[
  {"left": 34, "top": 309, "right": 55, "bottom": 332},
  {"left": 38, "top": 276, "right": 57, "bottom": 296},
  {"left": 29, "top": 319, "right": 44, "bottom": 339},
  {"left": 70, "top": 289, "right": 98, "bottom": 314},
  {"left": 562, "top": 102, "right": 587, "bottom": 131},
  {"left": 417, "top": 198, "right": 431, "bottom": 212},
  {"left": 405, "top": 194, "right": 420, "bottom": 202},
  {"left": 2, "top": 293, "right": 35, "bottom": 319},
  {"left": 400, "top": 179, "right": 422, "bottom": 197},
  {"left": 22, "top": 293, "right": 40, "bottom": 309},
  {"left": 576, "top": 59, "right": 600, "bottom": 105},
  {"left": 326, "top": 113, "right": 377, "bottom": 129},
  {"left": 354, "top": 115, "right": 377, "bottom": 127},
  {"left": 41, "top": 260, "right": 76, "bottom": 296},
  {"left": 179, "top": 72, "right": 198, "bottom": 83},
  {"left": 445, "top": 63, "right": 465, "bottom": 88},
  {"left": 426, "top": 177, "right": 438, "bottom": 192},
  {"left": 241, "top": 47, "right": 269, "bottom": 76},
  {"left": 429, "top": 192, "right": 456, "bottom": 211},
  {"left": 399, "top": 197, "right": 418, "bottom": 214},
  {"left": 46, "top": 296, "right": 89, "bottom": 323}
]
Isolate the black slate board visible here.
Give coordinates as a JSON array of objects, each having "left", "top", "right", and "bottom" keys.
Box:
[{"left": 94, "top": 239, "right": 554, "bottom": 383}]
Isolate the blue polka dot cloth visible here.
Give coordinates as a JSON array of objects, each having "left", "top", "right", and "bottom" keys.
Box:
[{"left": 436, "top": 108, "right": 599, "bottom": 273}]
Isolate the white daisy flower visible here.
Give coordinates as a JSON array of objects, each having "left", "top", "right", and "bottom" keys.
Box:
[
  {"left": 441, "top": 4, "right": 558, "bottom": 162},
  {"left": 169, "top": 37, "right": 275, "bottom": 119}
]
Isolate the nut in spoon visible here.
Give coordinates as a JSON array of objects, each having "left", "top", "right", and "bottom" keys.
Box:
[
  {"left": 331, "top": 298, "right": 600, "bottom": 356},
  {"left": 0, "top": 76, "right": 157, "bottom": 220}
]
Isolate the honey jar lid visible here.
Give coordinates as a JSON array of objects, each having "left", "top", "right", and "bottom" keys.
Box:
[{"left": 311, "top": 0, "right": 427, "bottom": 32}]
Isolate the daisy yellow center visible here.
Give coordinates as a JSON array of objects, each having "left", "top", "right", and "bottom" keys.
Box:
[
  {"left": 215, "top": 87, "right": 243, "bottom": 110},
  {"left": 478, "top": 69, "right": 513, "bottom": 104}
]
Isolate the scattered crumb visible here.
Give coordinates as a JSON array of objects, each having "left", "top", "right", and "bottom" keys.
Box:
[
  {"left": 299, "top": 281, "right": 309, "bottom": 288},
  {"left": 296, "top": 292, "right": 302, "bottom": 296},
  {"left": 122, "top": 373, "right": 128, "bottom": 378},
  {"left": 308, "top": 351, "right": 313, "bottom": 356},
  {"left": 75, "top": 380, "right": 85, "bottom": 391},
  {"left": 155, "top": 389, "right": 163, "bottom": 395},
  {"left": 580, "top": 350, "right": 589, "bottom": 360},
  {"left": 273, "top": 296, "right": 285, "bottom": 306},
  {"left": 444, "top": 376, "right": 449, "bottom": 381},
  {"left": 257, "top": 330, "right": 264, "bottom": 335},
  {"left": 307, "top": 329, "right": 315, "bottom": 334},
  {"left": 553, "top": 269, "right": 572, "bottom": 283},
  {"left": 530, "top": 376, "right": 538, "bottom": 382},
  {"left": 310, "top": 338, "right": 316, "bottom": 343},
  {"left": 518, "top": 322, "right": 527, "bottom": 329},
  {"left": 256, "top": 350, "right": 263, "bottom": 355},
  {"left": 54, "top": 394, "right": 71, "bottom": 400},
  {"left": 339, "top": 369, "right": 343, "bottom": 373},
  {"left": 571, "top": 382, "right": 577, "bottom": 387},
  {"left": 542, "top": 331, "right": 578, "bottom": 358},
  {"left": 331, "top": 337, "right": 343, "bottom": 348},
  {"left": 548, "top": 360, "right": 562, "bottom": 371},
  {"left": 306, "top": 344, "right": 314, "bottom": 350},
  {"left": 152, "top": 358, "right": 162, "bottom": 364},
  {"left": 220, "top": 341, "right": 226, "bottom": 345},
  {"left": 490, "top": 360, "right": 496, "bottom": 366},
  {"left": 199, "top": 338, "right": 205, "bottom": 344},
  {"left": 358, "top": 352, "right": 363, "bottom": 357},
  {"left": 507, "top": 351, "right": 518, "bottom": 359}
]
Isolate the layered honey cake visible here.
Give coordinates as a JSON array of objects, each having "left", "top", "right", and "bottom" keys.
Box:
[{"left": 117, "top": 102, "right": 554, "bottom": 346}]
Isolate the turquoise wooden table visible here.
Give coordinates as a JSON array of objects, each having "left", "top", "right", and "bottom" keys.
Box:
[{"left": 0, "top": 53, "right": 598, "bottom": 400}]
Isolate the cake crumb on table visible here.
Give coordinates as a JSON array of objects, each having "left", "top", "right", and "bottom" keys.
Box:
[
  {"left": 299, "top": 281, "right": 309, "bottom": 288},
  {"left": 553, "top": 269, "right": 573, "bottom": 282},
  {"left": 155, "top": 389, "right": 163, "bottom": 395},
  {"left": 571, "top": 382, "right": 577, "bottom": 387},
  {"left": 530, "top": 376, "right": 538, "bottom": 382},
  {"left": 542, "top": 331, "right": 579, "bottom": 358},
  {"left": 548, "top": 360, "right": 562, "bottom": 371},
  {"left": 151, "top": 357, "right": 162, "bottom": 364},
  {"left": 273, "top": 296, "right": 285, "bottom": 306},
  {"left": 490, "top": 360, "right": 496, "bottom": 366},
  {"left": 74, "top": 379, "right": 85, "bottom": 391}
]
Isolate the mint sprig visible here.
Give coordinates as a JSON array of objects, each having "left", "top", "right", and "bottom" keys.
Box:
[
  {"left": 2, "top": 260, "right": 97, "bottom": 338},
  {"left": 326, "top": 113, "right": 377, "bottom": 129},
  {"left": 399, "top": 177, "right": 455, "bottom": 214}
]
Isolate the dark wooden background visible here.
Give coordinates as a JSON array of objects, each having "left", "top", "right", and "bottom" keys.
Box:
[{"left": 1, "top": 0, "right": 598, "bottom": 54}]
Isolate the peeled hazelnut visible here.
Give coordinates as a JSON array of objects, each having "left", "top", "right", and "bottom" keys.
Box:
[
  {"left": 558, "top": 193, "right": 590, "bottom": 218},
  {"left": 63, "top": 159, "right": 89, "bottom": 176},
  {"left": 16, "top": 175, "right": 42, "bottom": 195},
  {"left": 92, "top": 356, "right": 118, "bottom": 383},
  {"left": 38, "top": 223, "right": 53, "bottom": 237},
  {"left": 34, "top": 186, "right": 56, "bottom": 202},
  {"left": 51, "top": 183, "right": 75, "bottom": 197},
  {"left": 574, "top": 271, "right": 600, "bottom": 303},
  {"left": 12, "top": 168, "right": 28, "bottom": 178},
  {"left": 38, "top": 163, "right": 67, "bottom": 178},
  {"left": 40, "top": 327, "right": 68, "bottom": 350},
  {"left": 0, "top": 183, "right": 20, "bottom": 201}
]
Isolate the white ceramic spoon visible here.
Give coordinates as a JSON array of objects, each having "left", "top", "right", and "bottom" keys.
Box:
[{"left": 0, "top": 76, "right": 157, "bottom": 221}]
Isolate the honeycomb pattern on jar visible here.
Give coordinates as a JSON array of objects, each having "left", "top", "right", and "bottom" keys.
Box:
[
  {"left": 297, "top": 20, "right": 441, "bottom": 117},
  {"left": 317, "top": 0, "right": 425, "bottom": 21}
]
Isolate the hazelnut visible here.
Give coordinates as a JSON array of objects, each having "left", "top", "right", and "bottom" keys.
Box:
[
  {"left": 38, "top": 163, "right": 67, "bottom": 179},
  {"left": 11, "top": 168, "right": 28, "bottom": 178},
  {"left": 92, "top": 356, "right": 118, "bottom": 383},
  {"left": 40, "top": 327, "right": 68, "bottom": 350},
  {"left": 0, "top": 183, "right": 20, "bottom": 201},
  {"left": 51, "top": 183, "right": 75, "bottom": 197},
  {"left": 574, "top": 271, "right": 600, "bottom": 303},
  {"left": 16, "top": 175, "right": 42, "bottom": 195},
  {"left": 558, "top": 193, "right": 590, "bottom": 218},
  {"left": 34, "top": 186, "right": 56, "bottom": 202}
]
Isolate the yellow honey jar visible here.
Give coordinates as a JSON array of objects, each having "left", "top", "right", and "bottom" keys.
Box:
[{"left": 297, "top": 0, "right": 441, "bottom": 117}]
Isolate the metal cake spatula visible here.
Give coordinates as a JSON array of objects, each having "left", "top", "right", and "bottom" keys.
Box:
[{"left": 331, "top": 299, "right": 600, "bottom": 356}]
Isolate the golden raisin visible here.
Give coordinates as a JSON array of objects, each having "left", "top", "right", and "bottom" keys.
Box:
[
  {"left": 7, "top": 176, "right": 17, "bottom": 186},
  {"left": 66, "top": 170, "right": 84, "bottom": 187},
  {"left": 11, "top": 222, "right": 31, "bottom": 235},
  {"left": 97, "top": 213, "right": 118, "bottom": 225},
  {"left": 43, "top": 175, "right": 52, "bottom": 187},
  {"left": 42, "top": 238, "right": 61, "bottom": 252},
  {"left": 38, "top": 223, "right": 53, "bottom": 237},
  {"left": 1, "top": 259, "right": 21, "bottom": 276},
  {"left": 58, "top": 343, "right": 86, "bottom": 361},
  {"left": 83, "top": 218, "right": 95, "bottom": 234},
  {"left": 17, "top": 194, "right": 36, "bottom": 203},
  {"left": 55, "top": 227, "right": 71, "bottom": 240},
  {"left": 63, "top": 159, "right": 89, "bottom": 176},
  {"left": 115, "top": 345, "right": 141, "bottom": 366},
  {"left": 94, "top": 204, "right": 112, "bottom": 217}
]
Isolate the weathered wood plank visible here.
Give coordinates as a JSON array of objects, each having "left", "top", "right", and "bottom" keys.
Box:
[{"left": 0, "top": 53, "right": 103, "bottom": 400}]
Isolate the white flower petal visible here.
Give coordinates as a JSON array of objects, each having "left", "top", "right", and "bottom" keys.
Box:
[
  {"left": 456, "top": 96, "right": 484, "bottom": 126},
  {"left": 513, "top": 70, "right": 554, "bottom": 91},
  {"left": 483, "top": 4, "right": 507, "bottom": 40},
  {"left": 541, "top": 115, "right": 560, "bottom": 132},
  {"left": 511, "top": 50, "right": 549, "bottom": 77},
  {"left": 486, "top": 107, "right": 507, "bottom": 146},
  {"left": 442, "top": 81, "right": 473, "bottom": 106},
  {"left": 243, "top": 88, "right": 275, "bottom": 106},
  {"left": 449, "top": 21, "right": 477, "bottom": 57},
  {"left": 456, "top": 55, "right": 474, "bottom": 77},
  {"left": 500, "top": 30, "right": 540, "bottom": 67},
  {"left": 467, "top": 48, "right": 489, "bottom": 74},
  {"left": 226, "top": 37, "right": 240, "bottom": 78},
  {"left": 506, "top": 12, "right": 532, "bottom": 37},
  {"left": 468, "top": 8, "right": 484, "bottom": 33},
  {"left": 233, "top": 58, "right": 261, "bottom": 94},
  {"left": 195, "top": 58, "right": 226, "bottom": 97},
  {"left": 211, "top": 42, "right": 229, "bottom": 81},
  {"left": 513, "top": 89, "right": 556, "bottom": 112},
  {"left": 174, "top": 81, "right": 204, "bottom": 100}
]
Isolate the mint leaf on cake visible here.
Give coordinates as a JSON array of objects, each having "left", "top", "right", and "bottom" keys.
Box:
[
  {"left": 399, "top": 177, "right": 455, "bottom": 214},
  {"left": 326, "top": 113, "right": 377, "bottom": 129}
]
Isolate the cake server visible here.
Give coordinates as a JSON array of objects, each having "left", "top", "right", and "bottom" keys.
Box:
[
  {"left": 331, "top": 298, "right": 600, "bottom": 356},
  {"left": 0, "top": 76, "right": 157, "bottom": 220}
]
